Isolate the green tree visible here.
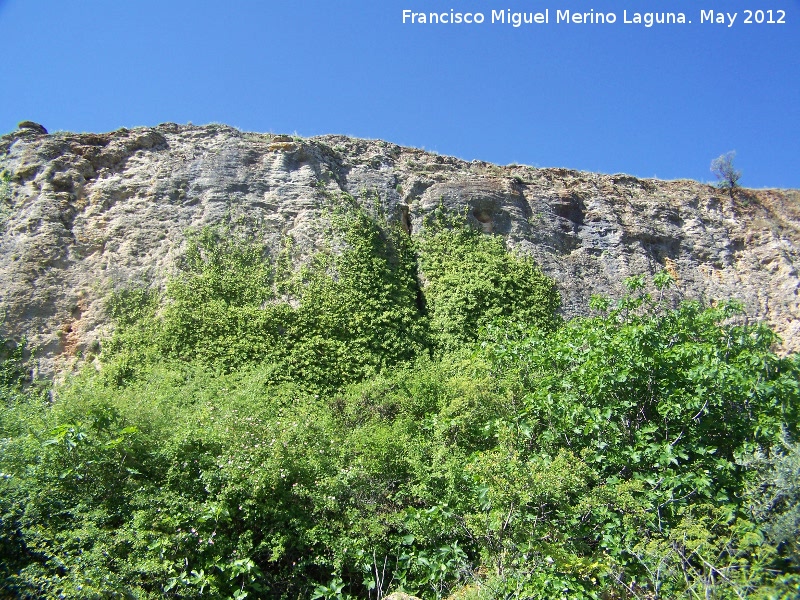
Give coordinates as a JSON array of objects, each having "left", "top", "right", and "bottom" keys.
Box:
[{"left": 710, "top": 151, "right": 742, "bottom": 196}]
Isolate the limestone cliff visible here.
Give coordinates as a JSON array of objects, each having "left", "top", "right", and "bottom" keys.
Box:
[{"left": 1, "top": 123, "right": 798, "bottom": 376}]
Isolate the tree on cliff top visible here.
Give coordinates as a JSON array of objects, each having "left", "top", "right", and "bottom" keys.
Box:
[{"left": 711, "top": 151, "right": 742, "bottom": 197}]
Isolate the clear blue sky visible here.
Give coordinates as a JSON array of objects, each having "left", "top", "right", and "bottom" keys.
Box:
[{"left": 1, "top": 0, "right": 798, "bottom": 188}]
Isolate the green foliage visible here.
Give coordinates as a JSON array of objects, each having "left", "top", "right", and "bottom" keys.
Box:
[
  {"left": 711, "top": 151, "right": 742, "bottom": 192},
  {"left": 104, "top": 196, "right": 559, "bottom": 392},
  {"left": 0, "top": 170, "right": 10, "bottom": 202},
  {"left": 283, "top": 197, "right": 428, "bottom": 387},
  {"left": 478, "top": 274, "right": 800, "bottom": 597},
  {"left": 744, "top": 434, "right": 800, "bottom": 569},
  {"left": 158, "top": 226, "right": 286, "bottom": 370},
  {"left": 416, "top": 207, "right": 561, "bottom": 352},
  {"left": 0, "top": 335, "right": 29, "bottom": 399},
  {"left": 1, "top": 203, "right": 798, "bottom": 599},
  {"left": 107, "top": 286, "right": 159, "bottom": 327},
  {"left": 0, "top": 359, "right": 494, "bottom": 598},
  {"left": 104, "top": 197, "right": 430, "bottom": 391},
  {"left": 0, "top": 169, "right": 12, "bottom": 231}
]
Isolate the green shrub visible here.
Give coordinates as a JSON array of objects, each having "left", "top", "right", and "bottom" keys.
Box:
[
  {"left": 478, "top": 274, "right": 800, "bottom": 597},
  {"left": 103, "top": 197, "right": 560, "bottom": 393},
  {"left": 745, "top": 434, "right": 800, "bottom": 569},
  {"left": 104, "top": 197, "right": 430, "bottom": 391},
  {"left": 416, "top": 208, "right": 561, "bottom": 353},
  {"left": 0, "top": 335, "right": 29, "bottom": 400},
  {"left": 2, "top": 206, "right": 798, "bottom": 599}
]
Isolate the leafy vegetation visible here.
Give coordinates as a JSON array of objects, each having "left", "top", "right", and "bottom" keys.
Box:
[
  {"left": 416, "top": 207, "right": 560, "bottom": 352},
  {"left": 103, "top": 197, "right": 430, "bottom": 390},
  {"left": 0, "top": 169, "right": 13, "bottom": 232},
  {"left": 0, "top": 336, "right": 28, "bottom": 397},
  {"left": 1, "top": 198, "right": 798, "bottom": 599},
  {"left": 710, "top": 151, "right": 742, "bottom": 197}
]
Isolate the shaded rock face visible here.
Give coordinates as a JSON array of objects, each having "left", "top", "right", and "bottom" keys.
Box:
[{"left": 0, "top": 123, "right": 798, "bottom": 376}]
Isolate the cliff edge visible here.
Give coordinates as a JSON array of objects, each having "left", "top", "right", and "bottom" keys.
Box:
[{"left": 1, "top": 123, "right": 798, "bottom": 375}]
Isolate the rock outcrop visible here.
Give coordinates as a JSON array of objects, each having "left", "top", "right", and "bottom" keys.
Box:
[{"left": 1, "top": 123, "right": 798, "bottom": 376}]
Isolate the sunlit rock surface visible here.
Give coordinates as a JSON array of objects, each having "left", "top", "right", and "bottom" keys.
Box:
[{"left": 1, "top": 123, "right": 798, "bottom": 375}]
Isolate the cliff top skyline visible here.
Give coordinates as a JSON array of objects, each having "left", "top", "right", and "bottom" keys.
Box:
[{"left": 1, "top": 0, "right": 798, "bottom": 188}]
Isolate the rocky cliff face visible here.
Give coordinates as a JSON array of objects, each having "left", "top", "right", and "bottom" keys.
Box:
[{"left": 1, "top": 123, "right": 798, "bottom": 376}]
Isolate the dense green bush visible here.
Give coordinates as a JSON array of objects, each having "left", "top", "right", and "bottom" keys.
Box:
[
  {"left": 0, "top": 335, "right": 29, "bottom": 400},
  {"left": 104, "top": 198, "right": 430, "bottom": 391},
  {"left": 1, "top": 203, "right": 798, "bottom": 599},
  {"left": 475, "top": 275, "right": 800, "bottom": 598},
  {"left": 103, "top": 197, "right": 559, "bottom": 392},
  {"left": 416, "top": 208, "right": 561, "bottom": 352},
  {"left": 744, "top": 435, "right": 800, "bottom": 572}
]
